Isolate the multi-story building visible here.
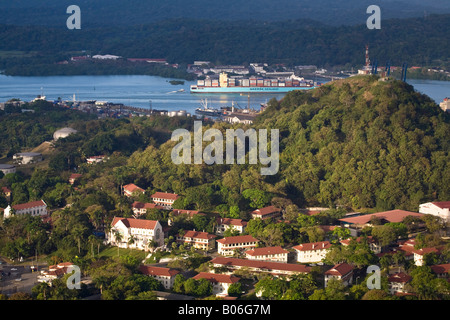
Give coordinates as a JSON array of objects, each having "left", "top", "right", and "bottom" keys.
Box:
[
  {"left": 215, "top": 218, "right": 247, "bottom": 235},
  {"left": 151, "top": 192, "right": 179, "bottom": 210},
  {"left": 139, "top": 265, "right": 180, "bottom": 289},
  {"left": 419, "top": 201, "right": 450, "bottom": 223},
  {"left": 123, "top": 183, "right": 145, "bottom": 197},
  {"left": 324, "top": 263, "right": 354, "bottom": 287},
  {"left": 250, "top": 206, "right": 282, "bottom": 220},
  {"left": 293, "top": 241, "right": 332, "bottom": 263},
  {"left": 107, "top": 217, "right": 164, "bottom": 250},
  {"left": 132, "top": 201, "right": 164, "bottom": 217},
  {"left": 3, "top": 200, "right": 48, "bottom": 219},
  {"left": 245, "top": 246, "right": 289, "bottom": 263},
  {"left": 192, "top": 272, "right": 240, "bottom": 296},
  {"left": 388, "top": 272, "right": 412, "bottom": 295},
  {"left": 217, "top": 235, "right": 259, "bottom": 256},
  {"left": 176, "top": 230, "right": 216, "bottom": 250}
]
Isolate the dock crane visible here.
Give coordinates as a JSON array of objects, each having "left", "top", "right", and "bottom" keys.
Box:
[{"left": 401, "top": 62, "right": 408, "bottom": 82}]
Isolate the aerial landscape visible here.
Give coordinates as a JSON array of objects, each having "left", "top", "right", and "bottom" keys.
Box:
[{"left": 0, "top": 0, "right": 449, "bottom": 312}]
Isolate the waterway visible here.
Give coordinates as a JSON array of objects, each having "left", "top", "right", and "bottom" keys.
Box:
[{"left": 0, "top": 75, "right": 448, "bottom": 114}]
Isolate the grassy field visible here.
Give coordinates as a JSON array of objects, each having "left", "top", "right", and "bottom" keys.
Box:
[{"left": 97, "top": 246, "right": 148, "bottom": 261}]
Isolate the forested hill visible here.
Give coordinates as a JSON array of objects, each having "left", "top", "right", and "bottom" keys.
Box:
[
  {"left": 0, "top": 14, "right": 449, "bottom": 75},
  {"left": 123, "top": 76, "right": 449, "bottom": 213},
  {"left": 253, "top": 76, "right": 450, "bottom": 211}
]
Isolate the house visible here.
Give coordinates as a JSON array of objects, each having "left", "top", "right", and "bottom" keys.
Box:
[
  {"left": 176, "top": 230, "right": 216, "bottom": 250},
  {"left": 250, "top": 206, "right": 282, "bottom": 220},
  {"left": 107, "top": 217, "right": 164, "bottom": 250},
  {"left": 151, "top": 192, "right": 179, "bottom": 210},
  {"left": 37, "top": 262, "right": 74, "bottom": 285},
  {"left": 430, "top": 263, "right": 450, "bottom": 278},
  {"left": 69, "top": 173, "right": 82, "bottom": 185},
  {"left": 139, "top": 265, "right": 180, "bottom": 289},
  {"left": 340, "top": 236, "right": 382, "bottom": 254},
  {"left": 215, "top": 218, "right": 247, "bottom": 235},
  {"left": 192, "top": 272, "right": 240, "bottom": 296},
  {"left": 210, "top": 257, "right": 311, "bottom": 277},
  {"left": 3, "top": 200, "right": 48, "bottom": 219},
  {"left": 1, "top": 186, "right": 11, "bottom": 201},
  {"left": 293, "top": 241, "right": 332, "bottom": 263},
  {"left": 217, "top": 235, "right": 259, "bottom": 256},
  {"left": 388, "top": 272, "right": 412, "bottom": 295},
  {"left": 224, "top": 113, "right": 256, "bottom": 125},
  {"left": 412, "top": 246, "right": 442, "bottom": 266},
  {"left": 0, "top": 164, "right": 16, "bottom": 175},
  {"left": 245, "top": 246, "right": 289, "bottom": 263},
  {"left": 168, "top": 209, "right": 205, "bottom": 225},
  {"left": 339, "top": 209, "right": 424, "bottom": 237},
  {"left": 123, "top": 183, "right": 145, "bottom": 197},
  {"left": 324, "top": 263, "right": 354, "bottom": 287},
  {"left": 419, "top": 201, "right": 450, "bottom": 223},
  {"left": 132, "top": 201, "right": 164, "bottom": 217},
  {"left": 396, "top": 238, "right": 416, "bottom": 261},
  {"left": 86, "top": 155, "right": 106, "bottom": 164},
  {"left": 13, "top": 152, "right": 43, "bottom": 165}
]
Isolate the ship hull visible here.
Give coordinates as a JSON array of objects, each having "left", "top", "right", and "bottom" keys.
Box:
[{"left": 190, "top": 86, "right": 316, "bottom": 94}]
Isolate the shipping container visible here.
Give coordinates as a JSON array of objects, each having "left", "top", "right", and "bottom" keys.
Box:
[
  {"left": 242, "top": 79, "right": 250, "bottom": 86},
  {"left": 197, "top": 80, "right": 205, "bottom": 86}
]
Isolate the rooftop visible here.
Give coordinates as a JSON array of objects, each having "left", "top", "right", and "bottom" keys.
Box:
[
  {"left": 217, "top": 235, "right": 259, "bottom": 245},
  {"left": 139, "top": 265, "right": 179, "bottom": 277},
  {"left": 12, "top": 200, "right": 46, "bottom": 210},
  {"left": 325, "top": 263, "right": 354, "bottom": 276},
  {"left": 339, "top": 209, "right": 423, "bottom": 225},
  {"left": 293, "top": 241, "right": 332, "bottom": 251},
  {"left": 192, "top": 272, "right": 240, "bottom": 284},
  {"left": 245, "top": 246, "right": 289, "bottom": 256},
  {"left": 112, "top": 217, "right": 159, "bottom": 230},
  {"left": 211, "top": 257, "right": 311, "bottom": 274},
  {"left": 151, "top": 192, "right": 179, "bottom": 200}
]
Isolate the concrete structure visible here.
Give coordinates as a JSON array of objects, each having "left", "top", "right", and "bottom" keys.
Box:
[
  {"left": 250, "top": 206, "right": 282, "bottom": 220},
  {"left": 324, "top": 263, "right": 354, "bottom": 287},
  {"left": 176, "top": 230, "right": 216, "bottom": 250},
  {"left": 4, "top": 200, "right": 47, "bottom": 219},
  {"left": 419, "top": 201, "right": 450, "bottom": 223},
  {"left": 245, "top": 246, "right": 289, "bottom": 263},
  {"left": 13, "top": 152, "right": 43, "bottom": 165},
  {"left": 0, "top": 164, "right": 16, "bottom": 175},
  {"left": 107, "top": 217, "right": 164, "bottom": 250},
  {"left": 151, "top": 192, "right": 179, "bottom": 210},
  {"left": 53, "top": 127, "right": 78, "bottom": 140}
]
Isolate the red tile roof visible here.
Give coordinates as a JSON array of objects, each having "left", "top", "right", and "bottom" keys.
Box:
[
  {"left": 245, "top": 246, "right": 289, "bottom": 256},
  {"left": 151, "top": 192, "right": 179, "bottom": 200},
  {"left": 171, "top": 209, "right": 205, "bottom": 218},
  {"left": 12, "top": 200, "right": 46, "bottom": 211},
  {"left": 388, "top": 272, "right": 412, "bottom": 283},
  {"left": 339, "top": 209, "right": 423, "bottom": 225},
  {"left": 211, "top": 257, "right": 311, "bottom": 274},
  {"left": 192, "top": 272, "right": 240, "bottom": 284},
  {"left": 431, "top": 201, "right": 450, "bottom": 209},
  {"left": 251, "top": 206, "right": 281, "bottom": 218},
  {"left": 430, "top": 264, "right": 450, "bottom": 275},
  {"left": 1, "top": 186, "right": 11, "bottom": 194},
  {"left": 112, "top": 217, "right": 158, "bottom": 230},
  {"left": 293, "top": 241, "right": 332, "bottom": 251},
  {"left": 132, "top": 201, "right": 164, "bottom": 210},
  {"left": 217, "top": 235, "right": 259, "bottom": 245},
  {"left": 69, "top": 173, "right": 82, "bottom": 179},
  {"left": 325, "top": 263, "right": 354, "bottom": 276},
  {"left": 139, "top": 265, "right": 179, "bottom": 277},
  {"left": 216, "top": 217, "right": 248, "bottom": 227},
  {"left": 181, "top": 230, "right": 216, "bottom": 240},
  {"left": 340, "top": 236, "right": 377, "bottom": 246},
  {"left": 123, "top": 183, "right": 145, "bottom": 194}
]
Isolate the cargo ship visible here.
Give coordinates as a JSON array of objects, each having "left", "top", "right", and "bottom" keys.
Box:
[{"left": 190, "top": 72, "right": 319, "bottom": 93}]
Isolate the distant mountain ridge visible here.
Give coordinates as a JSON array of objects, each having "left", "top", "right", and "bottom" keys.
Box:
[{"left": 1, "top": 0, "right": 449, "bottom": 27}]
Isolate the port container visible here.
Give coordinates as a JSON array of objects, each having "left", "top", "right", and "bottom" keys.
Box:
[
  {"left": 205, "top": 79, "right": 212, "bottom": 86},
  {"left": 197, "top": 80, "right": 205, "bottom": 86},
  {"left": 242, "top": 79, "right": 250, "bottom": 86},
  {"left": 212, "top": 80, "right": 219, "bottom": 87},
  {"left": 278, "top": 82, "right": 285, "bottom": 87},
  {"left": 264, "top": 80, "right": 271, "bottom": 86}
]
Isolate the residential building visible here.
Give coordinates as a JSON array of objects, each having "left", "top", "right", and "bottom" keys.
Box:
[
  {"left": 324, "top": 263, "right": 354, "bottom": 287},
  {"left": 388, "top": 272, "right": 412, "bottom": 295},
  {"left": 245, "top": 246, "right": 289, "bottom": 263},
  {"left": 168, "top": 209, "right": 205, "bottom": 225},
  {"left": 0, "top": 164, "right": 16, "bottom": 175},
  {"left": 3, "top": 200, "right": 47, "bottom": 219},
  {"left": 37, "top": 262, "right": 74, "bottom": 285},
  {"left": 176, "top": 230, "right": 216, "bottom": 250},
  {"left": 293, "top": 241, "right": 332, "bottom": 263},
  {"left": 151, "top": 192, "right": 179, "bottom": 210},
  {"left": 192, "top": 272, "right": 240, "bottom": 296},
  {"left": 430, "top": 263, "right": 450, "bottom": 278},
  {"left": 132, "top": 201, "right": 164, "bottom": 217},
  {"left": 412, "top": 246, "right": 442, "bottom": 266},
  {"left": 339, "top": 209, "right": 424, "bottom": 236},
  {"left": 69, "top": 173, "right": 82, "bottom": 185},
  {"left": 107, "top": 217, "right": 164, "bottom": 250},
  {"left": 86, "top": 155, "right": 106, "bottom": 164},
  {"left": 215, "top": 218, "right": 247, "bottom": 235},
  {"left": 250, "top": 206, "right": 282, "bottom": 220},
  {"left": 419, "top": 201, "right": 450, "bottom": 223},
  {"left": 13, "top": 152, "right": 43, "bottom": 165},
  {"left": 123, "top": 183, "right": 145, "bottom": 197},
  {"left": 139, "top": 265, "right": 180, "bottom": 289},
  {"left": 223, "top": 113, "right": 256, "bottom": 125},
  {"left": 217, "top": 235, "right": 259, "bottom": 256},
  {"left": 1, "top": 186, "right": 11, "bottom": 201},
  {"left": 340, "top": 236, "right": 382, "bottom": 254},
  {"left": 210, "top": 257, "right": 311, "bottom": 277}
]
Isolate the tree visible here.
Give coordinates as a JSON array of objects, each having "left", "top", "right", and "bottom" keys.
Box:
[
  {"left": 228, "top": 282, "right": 243, "bottom": 297},
  {"left": 242, "top": 189, "right": 271, "bottom": 209}
]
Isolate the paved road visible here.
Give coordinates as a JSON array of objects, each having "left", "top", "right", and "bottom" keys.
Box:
[{"left": 0, "top": 258, "right": 40, "bottom": 296}]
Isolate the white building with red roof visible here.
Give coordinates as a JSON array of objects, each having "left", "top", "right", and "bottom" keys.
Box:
[
  {"left": 324, "top": 263, "right": 354, "bottom": 287},
  {"left": 293, "top": 241, "right": 332, "bottom": 263},
  {"left": 340, "top": 236, "right": 382, "bottom": 254},
  {"left": 108, "top": 217, "right": 164, "bottom": 250},
  {"left": 245, "top": 246, "right": 289, "bottom": 263},
  {"left": 419, "top": 201, "right": 450, "bottom": 223},
  {"left": 215, "top": 217, "right": 247, "bottom": 235},
  {"left": 192, "top": 272, "right": 240, "bottom": 296},
  {"left": 132, "top": 201, "right": 164, "bottom": 217},
  {"left": 176, "top": 230, "right": 217, "bottom": 250},
  {"left": 123, "top": 183, "right": 145, "bottom": 197},
  {"left": 151, "top": 192, "right": 179, "bottom": 210},
  {"left": 3, "top": 200, "right": 47, "bottom": 219},
  {"left": 430, "top": 263, "right": 450, "bottom": 278},
  {"left": 139, "top": 265, "right": 180, "bottom": 289},
  {"left": 412, "top": 246, "right": 442, "bottom": 266},
  {"left": 388, "top": 272, "right": 412, "bottom": 295},
  {"left": 168, "top": 209, "right": 205, "bottom": 225},
  {"left": 37, "top": 262, "right": 74, "bottom": 284},
  {"left": 217, "top": 235, "right": 259, "bottom": 256},
  {"left": 250, "top": 206, "right": 282, "bottom": 220}
]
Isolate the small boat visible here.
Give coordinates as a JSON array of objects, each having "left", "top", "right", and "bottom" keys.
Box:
[{"left": 195, "top": 99, "right": 222, "bottom": 116}]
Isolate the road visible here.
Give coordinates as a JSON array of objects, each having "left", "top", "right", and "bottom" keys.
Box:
[{"left": 0, "top": 258, "right": 40, "bottom": 296}]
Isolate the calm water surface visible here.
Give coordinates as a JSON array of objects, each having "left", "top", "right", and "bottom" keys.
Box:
[{"left": 0, "top": 75, "right": 448, "bottom": 114}]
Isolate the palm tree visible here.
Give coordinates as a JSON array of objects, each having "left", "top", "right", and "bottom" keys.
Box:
[
  {"left": 88, "top": 235, "right": 97, "bottom": 258},
  {"left": 114, "top": 230, "right": 123, "bottom": 257},
  {"left": 127, "top": 235, "right": 136, "bottom": 249}
]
